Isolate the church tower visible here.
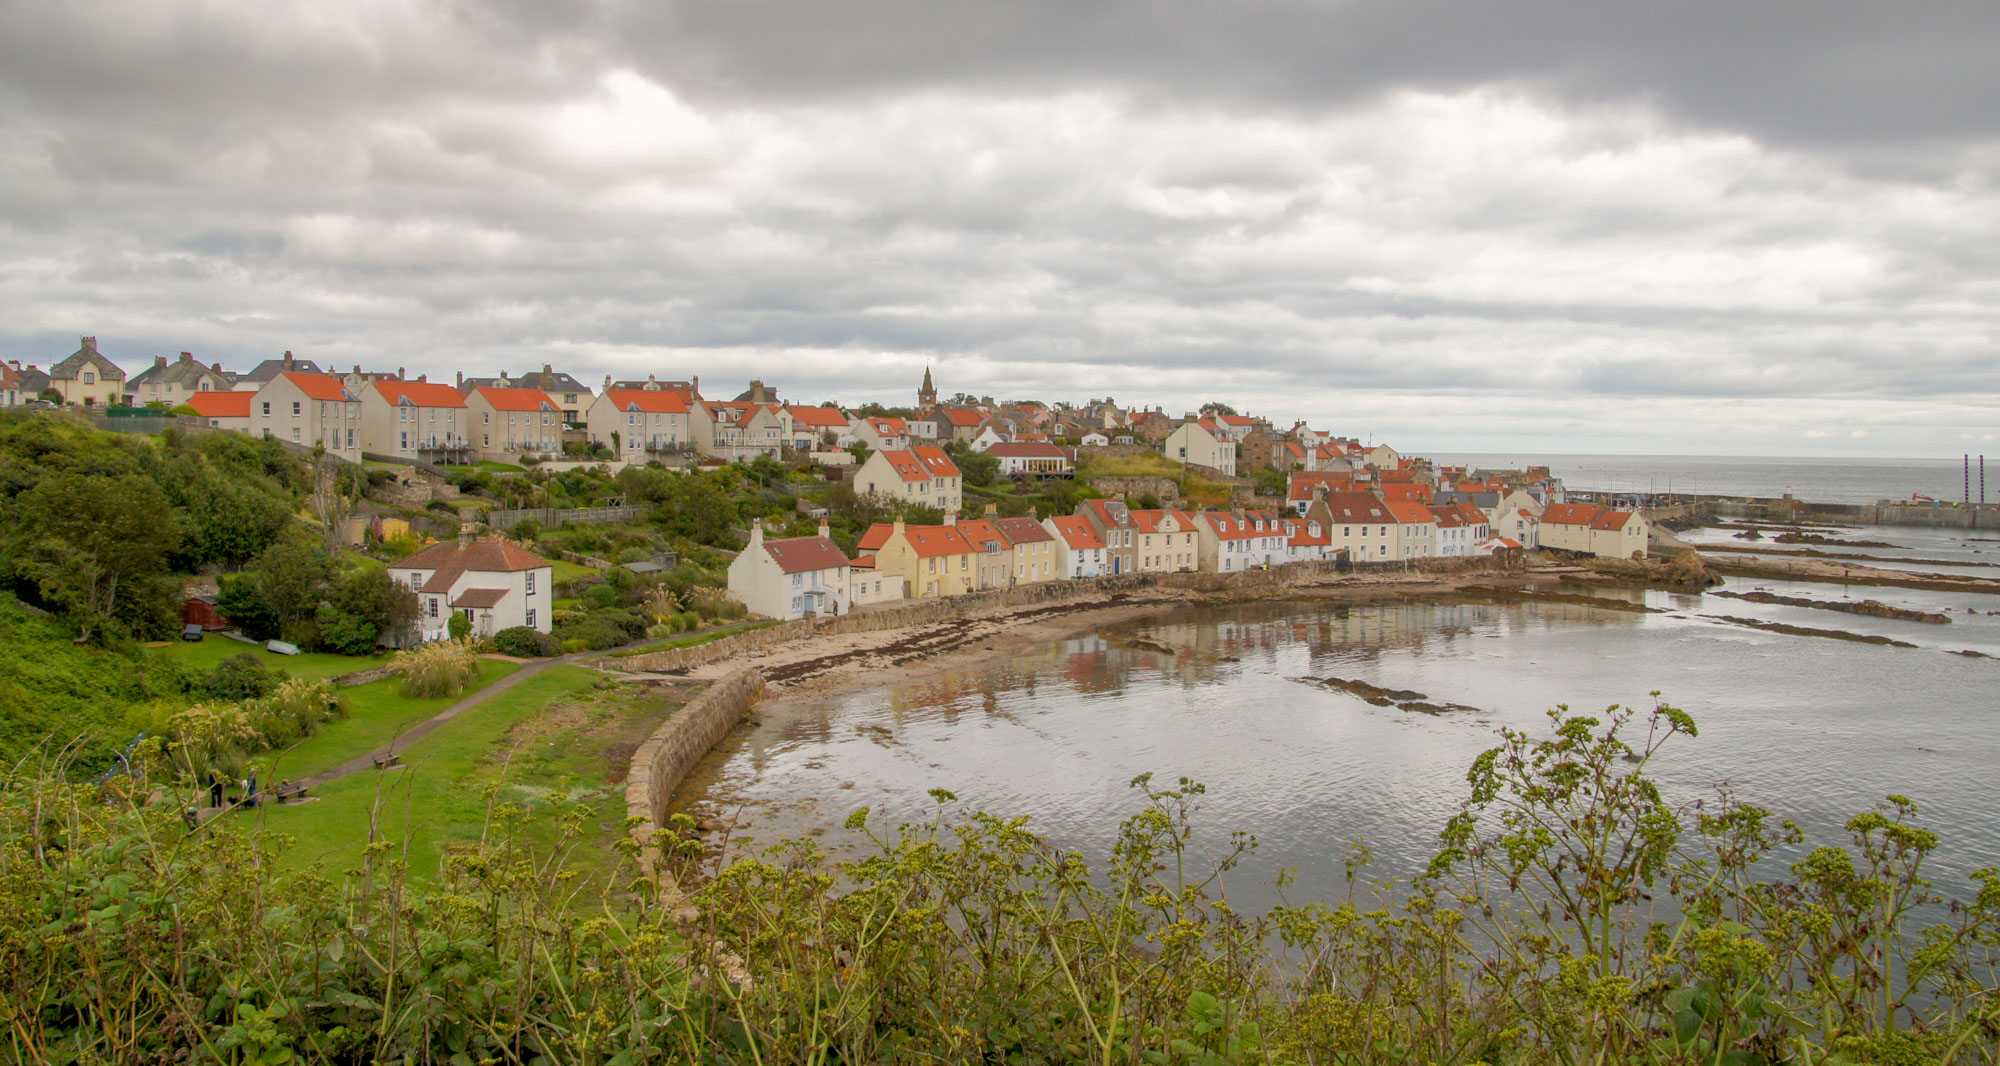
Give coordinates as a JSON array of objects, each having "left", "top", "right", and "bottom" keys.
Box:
[{"left": 918, "top": 365, "right": 937, "bottom": 408}]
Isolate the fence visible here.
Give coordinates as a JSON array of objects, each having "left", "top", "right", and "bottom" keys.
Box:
[{"left": 485, "top": 504, "right": 654, "bottom": 530}]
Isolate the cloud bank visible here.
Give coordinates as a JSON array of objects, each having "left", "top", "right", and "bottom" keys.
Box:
[{"left": 3, "top": 0, "right": 1996, "bottom": 454}]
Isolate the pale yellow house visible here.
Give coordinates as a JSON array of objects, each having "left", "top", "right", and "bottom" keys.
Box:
[
  {"left": 993, "top": 516, "right": 1059, "bottom": 584},
  {"left": 1130, "top": 508, "right": 1200, "bottom": 573},
  {"left": 48, "top": 337, "right": 126, "bottom": 407},
  {"left": 1163, "top": 419, "right": 1238, "bottom": 476},
  {"left": 1321, "top": 491, "right": 1401, "bottom": 563},
  {"left": 250, "top": 372, "right": 363, "bottom": 461},
  {"left": 859, "top": 520, "right": 979, "bottom": 599}
]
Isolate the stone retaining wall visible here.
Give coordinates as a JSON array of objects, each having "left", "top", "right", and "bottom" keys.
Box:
[{"left": 624, "top": 668, "right": 766, "bottom": 878}]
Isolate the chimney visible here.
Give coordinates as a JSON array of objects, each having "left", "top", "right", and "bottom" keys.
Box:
[
  {"left": 154, "top": 355, "right": 167, "bottom": 368},
  {"left": 1028, "top": 506, "right": 1038, "bottom": 520},
  {"left": 748, "top": 518, "right": 764, "bottom": 548},
  {"left": 984, "top": 503, "right": 998, "bottom": 517},
  {"left": 417, "top": 373, "right": 426, "bottom": 383},
  {"left": 353, "top": 364, "right": 362, "bottom": 374},
  {"left": 80, "top": 336, "right": 97, "bottom": 353},
  {"left": 691, "top": 375, "right": 699, "bottom": 397},
  {"left": 458, "top": 522, "right": 474, "bottom": 547},
  {"left": 398, "top": 367, "right": 405, "bottom": 379},
  {"left": 604, "top": 374, "right": 613, "bottom": 389},
  {"left": 944, "top": 512, "right": 957, "bottom": 526},
  {"left": 179, "top": 351, "right": 192, "bottom": 363},
  {"left": 817, "top": 519, "right": 831, "bottom": 539},
  {"left": 893, "top": 517, "right": 906, "bottom": 535},
  {"left": 455, "top": 371, "right": 464, "bottom": 388},
  {"left": 282, "top": 351, "right": 293, "bottom": 369},
  {"left": 542, "top": 363, "right": 553, "bottom": 376}
]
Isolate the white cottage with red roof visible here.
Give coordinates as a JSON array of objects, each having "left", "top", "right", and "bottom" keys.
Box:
[
  {"left": 1043, "top": 515, "right": 1109, "bottom": 578},
  {"left": 729, "top": 521, "right": 855, "bottom": 619},
  {"left": 786, "top": 404, "right": 852, "bottom": 450},
  {"left": 848, "top": 415, "right": 912, "bottom": 452},
  {"left": 395, "top": 532, "right": 555, "bottom": 642}
]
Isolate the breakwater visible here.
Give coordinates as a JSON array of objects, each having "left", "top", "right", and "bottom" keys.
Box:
[
  {"left": 1594, "top": 494, "right": 2000, "bottom": 529},
  {"left": 624, "top": 668, "right": 766, "bottom": 885}
]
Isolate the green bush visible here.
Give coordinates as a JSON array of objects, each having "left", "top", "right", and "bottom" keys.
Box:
[
  {"left": 201, "top": 652, "right": 280, "bottom": 702},
  {"left": 490, "top": 626, "right": 560, "bottom": 658},
  {"left": 559, "top": 637, "right": 589, "bottom": 653},
  {"left": 552, "top": 618, "right": 624, "bottom": 651},
  {"left": 389, "top": 639, "right": 481, "bottom": 698},
  {"left": 312, "top": 604, "right": 379, "bottom": 655}
]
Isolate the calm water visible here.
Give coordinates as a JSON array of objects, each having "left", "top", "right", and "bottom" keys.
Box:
[
  {"left": 1435, "top": 452, "right": 1980, "bottom": 506},
  {"left": 680, "top": 573, "right": 2000, "bottom": 910}
]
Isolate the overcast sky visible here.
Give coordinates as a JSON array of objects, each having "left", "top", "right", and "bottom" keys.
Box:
[{"left": 3, "top": 1, "right": 1996, "bottom": 456}]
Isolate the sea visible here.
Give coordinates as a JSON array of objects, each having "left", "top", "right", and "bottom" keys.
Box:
[{"left": 1431, "top": 453, "right": 1982, "bottom": 506}]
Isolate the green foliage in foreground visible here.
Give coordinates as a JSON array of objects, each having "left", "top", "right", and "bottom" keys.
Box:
[{"left": 2, "top": 704, "right": 1997, "bottom": 1064}]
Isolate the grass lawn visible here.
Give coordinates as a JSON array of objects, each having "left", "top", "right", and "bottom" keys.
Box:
[
  {"left": 154, "top": 637, "right": 384, "bottom": 682},
  {"left": 261, "top": 658, "right": 523, "bottom": 781},
  {"left": 1076, "top": 451, "right": 1184, "bottom": 479},
  {"left": 260, "top": 667, "right": 685, "bottom": 890},
  {"left": 550, "top": 559, "right": 599, "bottom": 582}
]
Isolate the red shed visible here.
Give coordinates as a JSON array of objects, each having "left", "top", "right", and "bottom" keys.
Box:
[{"left": 181, "top": 597, "right": 231, "bottom": 631}]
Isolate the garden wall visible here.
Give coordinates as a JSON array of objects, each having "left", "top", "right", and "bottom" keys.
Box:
[{"left": 624, "top": 667, "right": 765, "bottom": 878}]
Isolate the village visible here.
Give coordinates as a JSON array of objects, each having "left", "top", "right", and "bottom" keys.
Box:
[{"left": 4, "top": 337, "right": 1652, "bottom": 632}]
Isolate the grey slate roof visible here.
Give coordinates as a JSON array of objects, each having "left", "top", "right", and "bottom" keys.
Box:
[
  {"left": 49, "top": 337, "right": 125, "bottom": 381},
  {"left": 237, "top": 354, "right": 323, "bottom": 384},
  {"left": 129, "top": 353, "right": 228, "bottom": 389}
]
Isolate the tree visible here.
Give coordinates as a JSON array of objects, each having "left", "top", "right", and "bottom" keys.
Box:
[
  {"left": 943, "top": 441, "right": 998, "bottom": 488},
  {"left": 313, "top": 604, "right": 380, "bottom": 655},
  {"left": 448, "top": 611, "right": 473, "bottom": 641},
  {"left": 249, "top": 535, "right": 335, "bottom": 635},
  {"left": 214, "top": 573, "right": 281, "bottom": 641},
  {"left": 11, "top": 474, "right": 182, "bottom": 642},
  {"left": 1199, "top": 401, "right": 1238, "bottom": 417},
  {"left": 329, "top": 567, "right": 418, "bottom": 647}
]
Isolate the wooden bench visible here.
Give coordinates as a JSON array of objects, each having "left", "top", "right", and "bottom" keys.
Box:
[
  {"left": 274, "top": 783, "right": 310, "bottom": 803},
  {"left": 371, "top": 753, "right": 400, "bottom": 770}
]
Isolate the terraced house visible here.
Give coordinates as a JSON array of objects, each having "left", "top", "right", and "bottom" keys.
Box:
[
  {"left": 854, "top": 446, "right": 963, "bottom": 515},
  {"left": 129, "top": 351, "right": 229, "bottom": 406},
  {"left": 859, "top": 519, "right": 979, "bottom": 599},
  {"left": 1131, "top": 508, "right": 1200, "bottom": 573},
  {"left": 697, "top": 401, "right": 788, "bottom": 461}
]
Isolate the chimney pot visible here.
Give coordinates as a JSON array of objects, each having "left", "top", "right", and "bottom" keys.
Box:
[
  {"left": 417, "top": 373, "right": 426, "bottom": 383},
  {"left": 398, "top": 367, "right": 405, "bottom": 378},
  {"left": 179, "top": 351, "right": 192, "bottom": 362},
  {"left": 154, "top": 356, "right": 167, "bottom": 368}
]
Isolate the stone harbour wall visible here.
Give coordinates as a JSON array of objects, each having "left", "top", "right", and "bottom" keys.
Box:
[{"left": 624, "top": 668, "right": 766, "bottom": 877}]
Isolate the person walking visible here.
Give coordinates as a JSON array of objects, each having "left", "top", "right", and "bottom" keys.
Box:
[{"left": 208, "top": 769, "right": 224, "bottom": 809}]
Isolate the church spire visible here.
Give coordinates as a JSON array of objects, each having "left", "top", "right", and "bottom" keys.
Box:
[{"left": 918, "top": 364, "right": 937, "bottom": 408}]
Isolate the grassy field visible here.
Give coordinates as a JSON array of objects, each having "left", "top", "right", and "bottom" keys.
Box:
[
  {"left": 1075, "top": 450, "right": 1184, "bottom": 479},
  {"left": 260, "top": 658, "right": 523, "bottom": 781},
  {"left": 152, "top": 637, "right": 384, "bottom": 682},
  {"left": 550, "top": 558, "right": 599, "bottom": 583},
  {"left": 258, "top": 667, "right": 681, "bottom": 888}
]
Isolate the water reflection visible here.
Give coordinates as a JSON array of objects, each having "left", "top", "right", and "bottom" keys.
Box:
[{"left": 677, "top": 592, "right": 2000, "bottom": 913}]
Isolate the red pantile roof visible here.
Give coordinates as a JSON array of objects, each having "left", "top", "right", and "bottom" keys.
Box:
[
  {"left": 1383, "top": 498, "right": 1437, "bottom": 524},
  {"left": 787, "top": 405, "right": 848, "bottom": 428},
  {"left": 904, "top": 525, "right": 975, "bottom": 558},
  {"left": 762, "top": 535, "right": 850, "bottom": 574},
  {"left": 607, "top": 389, "right": 688, "bottom": 414},
  {"left": 1321, "top": 491, "right": 1393, "bottom": 523},
  {"left": 1047, "top": 516, "right": 1104, "bottom": 549},
  {"left": 472, "top": 386, "right": 558, "bottom": 413},
  {"left": 985, "top": 441, "right": 1069, "bottom": 459},
  {"left": 281, "top": 372, "right": 355, "bottom": 402},
  {"left": 1541, "top": 504, "right": 1602, "bottom": 527},
  {"left": 400, "top": 537, "right": 551, "bottom": 573},
  {"left": 993, "top": 517, "right": 1054, "bottom": 544},
  {"left": 912, "top": 445, "right": 960, "bottom": 478},
  {"left": 187, "top": 391, "right": 252, "bottom": 417},
  {"left": 939, "top": 407, "right": 985, "bottom": 427},
  {"left": 374, "top": 380, "right": 466, "bottom": 408},
  {"left": 451, "top": 587, "right": 510, "bottom": 608}
]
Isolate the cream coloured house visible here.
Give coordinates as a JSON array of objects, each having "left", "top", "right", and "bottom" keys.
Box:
[
  {"left": 360, "top": 379, "right": 470, "bottom": 463},
  {"left": 464, "top": 386, "right": 563, "bottom": 461},
  {"left": 1163, "top": 419, "right": 1238, "bottom": 476},
  {"left": 251, "top": 372, "right": 363, "bottom": 460},
  {"left": 729, "top": 521, "right": 854, "bottom": 619},
  {"left": 395, "top": 534, "right": 554, "bottom": 642},
  {"left": 1321, "top": 491, "right": 1401, "bottom": 563},
  {"left": 48, "top": 337, "right": 126, "bottom": 407},
  {"left": 994, "top": 516, "right": 1058, "bottom": 585},
  {"left": 1540, "top": 505, "right": 1650, "bottom": 558},
  {"left": 848, "top": 415, "right": 911, "bottom": 452},
  {"left": 854, "top": 446, "right": 963, "bottom": 515},
  {"left": 1131, "top": 508, "right": 1200, "bottom": 573},
  {"left": 858, "top": 519, "right": 979, "bottom": 599},
  {"left": 698, "top": 401, "right": 788, "bottom": 461},
  {"left": 588, "top": 388, "right": 694, "bottom": 459}
]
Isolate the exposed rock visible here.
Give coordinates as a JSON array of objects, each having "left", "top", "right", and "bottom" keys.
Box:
[{"left": 1712, "top": 590, "right": 1951, "bottom": 624}]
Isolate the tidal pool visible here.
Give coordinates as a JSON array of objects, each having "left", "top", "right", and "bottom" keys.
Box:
[{"left": 675, "top": 580, "right": 2000, "bottom": 910}]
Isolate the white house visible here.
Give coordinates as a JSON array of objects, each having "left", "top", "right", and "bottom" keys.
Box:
[
  {"left": 849, "top": 415, "right": 911, "bottom": 452},
  {"left": 1163, "top": 419, "right": 1238, "bottom": 477},
  {"left": 1541, "top": 505, "right": 1650, "bottom": 558},
  {"left": 1044, "top": 515, "right": 1108, "bottom": 579},
  {"left": 985, "top": 441, "right": 1073, "bottom": 477},
  {"left": 395, "top": 534, "right": 554, "bottom": 642},
  {"left": 1197, "top": 510, "right": 1290, "bottom": 572},
  {"left": 786, "top": 405, "right": 852, "bottom": 450},
  {"left": 186, "top": 390, "right": 252, "bottom": 433},
  {"left": 729, "top": 521, "right": 854, "bottom": 619}
]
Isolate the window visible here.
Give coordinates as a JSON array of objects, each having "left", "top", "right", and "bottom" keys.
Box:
[
  {"left": 292, "top": 401, "right": 301, "bottom": 415},
  {"left": 346, "top": 429, "right": 354, "bottom": 448},
  {"left": 526, "top": 572, "right": 536, "bottom": 594},
  {"left": 792, "top": 573, "right": 803, "bottom": 588},
  {"left": 262, "top": 401, "right": 271, "bottom": 416},
  {"left": 428, "top": 598, "right": 439, "bottom": 618},
  {"left": 84, "top": 371, "right": 95, "bottom": 384},
  {"left": 291, "top": 427, "right": 300, "bottom": 441},
  {"left": 483, "top": 412, "right": 490, "bottom": 424},
  {"left": 526, "top": 608, "right": 536, "bottom": 628}
]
